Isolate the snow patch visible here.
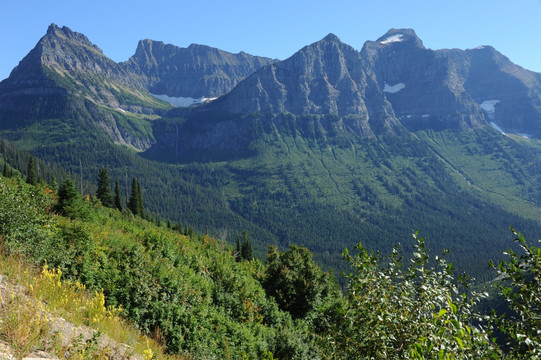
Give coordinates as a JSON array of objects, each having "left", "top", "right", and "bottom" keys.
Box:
[
  {"left": 479, "top": 100, "right": 500, "bottom": 120},
  {"left": 116, "top": 108, "right": 126, "bottom": 113},
  {"left": 422, "top": 114, "right": 430, "bottom": 118},
  {"left": 152, "top": 94, "right": 218, "bottom": 107},
  {"left": 490, "top": 122, "right": 506, "bottom": 135},
  {"left": 517, "top": 133, "right": 531, "bottom": 139},
  {"left": 380, "top": 34, "right": 404, "bottom": 45},
  {"left": 383, "top": 82, "right": 405, "bottom": 93}
]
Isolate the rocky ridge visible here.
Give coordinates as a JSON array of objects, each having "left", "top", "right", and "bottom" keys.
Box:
[
  {"left": 123, "top": 39, "right": 277, "bottom": 98},
  {"left": 208, "top": 28, "right": 541, "bottom": 136}
]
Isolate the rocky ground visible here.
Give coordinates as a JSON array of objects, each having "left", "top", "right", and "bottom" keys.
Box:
[{"left": 0, "top": 274, "right": 142, "bottom": 360}]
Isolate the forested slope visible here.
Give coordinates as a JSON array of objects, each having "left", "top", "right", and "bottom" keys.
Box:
[{"left": 1, "top": 154, "right": 540, "bottom": 359}]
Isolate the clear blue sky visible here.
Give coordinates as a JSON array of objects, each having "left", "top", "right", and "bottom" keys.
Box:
[{"left": 1, "top": 0, "right": 540, "bottom": 81}]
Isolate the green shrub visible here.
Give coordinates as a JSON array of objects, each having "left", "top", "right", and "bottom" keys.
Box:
[
  {"left": 319, "top": 233, "right": 500, "bottom": 359},
  {"left": 490, "top": 228, "right": 541, "bottom": 359}
]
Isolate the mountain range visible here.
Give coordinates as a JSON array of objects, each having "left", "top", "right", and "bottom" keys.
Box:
[{"left": 2, "top": 23, "right": 541, "bottom": 278}]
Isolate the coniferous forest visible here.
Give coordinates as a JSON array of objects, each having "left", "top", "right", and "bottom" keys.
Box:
[
  {"left": 1, "top": 147, "right": 540, "bottom": 359},
  {"left": 2, "top": 23, "right": 541, "bottom": 359}
]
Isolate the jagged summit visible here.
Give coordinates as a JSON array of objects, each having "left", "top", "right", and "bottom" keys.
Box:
[
  {"left": 375, "top": 28, "right": 424, "bottom": 48},
  {"left": 124, "top": 38, "right": 276, "bottom": 98},
  {"left": 210, "top": 31, "right": 402, "bottom": 136},
  {"left": 2, "top": 23, "right": 541, "bottom": 138},
  {"left": 44, "top": 23, "right": 103, "bottom": 53}
]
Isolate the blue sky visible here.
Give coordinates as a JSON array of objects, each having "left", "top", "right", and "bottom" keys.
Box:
[{"left": 1, "top": 0, "right": 540, "bottom": 81}]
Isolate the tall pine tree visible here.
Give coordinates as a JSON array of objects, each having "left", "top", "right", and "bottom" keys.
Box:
[
  {"left": 96, "top": 167, "right": 114, "bottom": 207},
  {"left": 241, "top": 231, "right": 253, "bottom": 261},
  {"left": 26, "top": 156, "right": 36, "bottom": 185},
  {"left": 114, "top": 179, "right": 122, "bottom": 211},
  {"left": 128, "top": 177, "right": 144, "bottom": 217},
  {"left": 236, "top": 237, "right": 242, "bottom": 262},
  {"left": 128, "top": 177, "right": 139, "bottom": 216},
  {"left": 137, "top": 181, "right": 144, "bottom": 217},
  {"left": 2, "top": 161, "right": 8, "bottom": 178},
  {"left": 54, "top": 175, "right": 87, "bottom": 219}
]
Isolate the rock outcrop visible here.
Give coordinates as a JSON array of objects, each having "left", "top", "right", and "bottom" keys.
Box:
[{"left": 123, "top": 39, "right": 277, "bottom": 98}]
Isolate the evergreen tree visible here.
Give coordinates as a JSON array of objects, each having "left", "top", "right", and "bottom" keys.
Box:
[
  {"left": 241, "top": 230, "right": 253, "bottom": 261},
  {"left": 175, "top": 222, "right": 183, "bottom": 234},
  {"left": 26, "top": 156, "right": 36, "bottom": 185},
  {"left": 55, "top": 176, "right": 87, "bottom": 218},
  {"left": 114, "top": 179, "right": 122, "bottom": 211},
  {"left": 96, "top": 167, "right": 114, "bottom": 207},
  {"left": 137, "top": 182, "right": 144, "bottom": 217},
  {"left": 2, "top": 161, "right": 8, "bottom": 178},
  {"left": 128, "top": 177, "right": 139, "bottom": 216}
]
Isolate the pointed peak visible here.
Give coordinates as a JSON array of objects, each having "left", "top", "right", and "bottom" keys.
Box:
[
  {"left": 46, "top": 23, "right": 77, "bottom": 39},
  {"left": 43, "top": 23, "right": 102, "bottom": 53},
  {"left": 322, "top": 33, "right": 341, "bottom": 43},
  {"left": 46, "top": 23, "right": 61, "bottom": 35},
  {"left": 376, "top": 28, "right": 424, "bottom": 48}
]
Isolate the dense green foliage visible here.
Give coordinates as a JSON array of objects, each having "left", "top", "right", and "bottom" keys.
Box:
[
  {"left": 490, "top": 229, "right": 541, "bottom": 358},
  {"left": 263, "top": 244, "right": 340, "bottom": 319},
  {"left": 4, "top": 106, "right": 541, "bottom": 282},
  {"left": 54, "top": 176, "right": 88, "bottom": 219},
  {"left": 0, "top": 175, "right": 316, "bottom": 359},
  {"left": 319, "top": 235, "right": 500, "bottom": 359},
  {"left": 1, "top": 172, "right": 541, "bottom": 359}
]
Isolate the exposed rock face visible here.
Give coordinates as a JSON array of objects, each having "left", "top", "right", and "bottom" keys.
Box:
[
  {"left": 2, "top": 23, "right": 541, "bottom": 154},
  {"left": 361, "top": 28, "right": 486, "bottom": 131},
  {"left": 208, "top": 28, "right": 541, "bottom": 136},
  {"left": 214, "top": 34, "right": 369, "bottom": 116},
  {"left": 0, "top": 24, "right": 162, "bottom": 149},
  {"left": 1, "top": 24, "right": 146, "bottom": 107},
  {"left": 123, "top": 39, "right": 277, "bottom": 98},
  {"left": 210, "top": 33, "right": 401, "bottom": 135},
  {"left": 461, "top": 46, "right": 541, "bottom": 136}
]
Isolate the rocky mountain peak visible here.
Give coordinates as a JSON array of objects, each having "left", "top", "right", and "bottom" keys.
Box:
[
  {"left": 375, "top": 28, "right": 424, "bottom": 48},
  {"left": 321, "top": 33, "right": 341, "bottom": 43},
  {"left": 124, "top": 39, "right": 276, "bottom": 98},
  {"left": 44, "top": 23, "right": 103, "bottom": 54},
  {"left": 210, "top": 32, "right": 402, "bottom": 135}
]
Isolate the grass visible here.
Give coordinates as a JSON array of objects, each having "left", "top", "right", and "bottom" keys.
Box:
[
  {"left": 0, "top": 290, "right": 51, "bottom": 359},
  {"left": 0, "top": 250, "right": 187, "bottom": 360}
]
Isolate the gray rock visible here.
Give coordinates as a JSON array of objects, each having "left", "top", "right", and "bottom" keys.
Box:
[{"left": 122, "top": 39, "right": 277, "bottom": 98}]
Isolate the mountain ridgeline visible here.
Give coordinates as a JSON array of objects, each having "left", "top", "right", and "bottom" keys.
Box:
[{"left": 2, "top": 24, "right": 541, "bottom": 279}]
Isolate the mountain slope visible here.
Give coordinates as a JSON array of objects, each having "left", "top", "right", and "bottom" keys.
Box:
[
  {"left": 2, "top": 26, "right": 541, "bottom": 281},
  {"left": 123, "top": 39, "right": 277, "bottom": 98},
  {"left": 210, "top": 33, "right": 401, "bottom": 135},
  {"left": 0, "top": 24, "right": 171, "bottom": 151}
]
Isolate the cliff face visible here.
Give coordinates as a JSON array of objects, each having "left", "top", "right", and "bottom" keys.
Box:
[
  {"left": 461, "top": 46, "right": 541, "bottom": 135},
  {"left": 0, "top": 24, "right": 166, "bottom": 149},
  {"left": 0, "top": 24, "right": 149, "bottom": 106},
  {"left": 208, "top": 29, "right": 541, "bottom": 136},
  {"left": 209, "top": 33, "right": 401, "bottom": 136},
  {"left": 123, "top": 39, "right": 277, "bottom": 98}
]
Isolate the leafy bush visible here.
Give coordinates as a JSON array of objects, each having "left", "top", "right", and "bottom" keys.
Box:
[
  {"left": 263, "top": 244, "right": 340, "bottom": 319},
  {"left": 319, "top": 233, "right": 500, "bottom": 359},
  {"left": 490, "top": 228, "right": 541, "bottom": 358}
]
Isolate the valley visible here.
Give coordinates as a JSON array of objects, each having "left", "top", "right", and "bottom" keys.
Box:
[{"left": 1, "top": 24, "right": 541, "bottom": 281}]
